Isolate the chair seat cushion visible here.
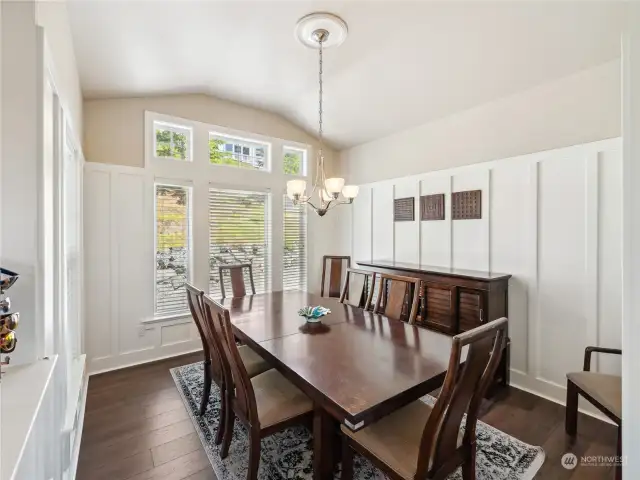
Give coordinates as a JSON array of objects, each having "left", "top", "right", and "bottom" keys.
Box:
[
  {"left": 238, "top": 345, "right": 271, "bottom": 378},
  {"left": 251, "top": 369, "right": 313, "bottom": 429},
  {"left": 567, "top": 371, "right": 621, "bottom": 419},
  {"left": 341, "top": 400, "right": 462, "bottom": 479}
]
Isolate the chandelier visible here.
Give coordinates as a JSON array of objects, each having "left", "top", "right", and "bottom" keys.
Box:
[{"left": 287, "top": 13, "right": 358, "bottom": 217}]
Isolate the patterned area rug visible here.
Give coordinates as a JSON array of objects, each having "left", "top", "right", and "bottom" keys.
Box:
[{"left": 171, "top": 362, "right": 545, "bottom": 480}]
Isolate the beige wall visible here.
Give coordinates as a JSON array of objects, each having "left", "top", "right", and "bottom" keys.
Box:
[
  {"left": 83, "top": 93, "right": 336, "bottom": 170},
  {"left": 36, "top": 0, "right": 83, "bottom": 142},
  {"left": 337, "top": 60, "right": 621, "bottom": 184}
]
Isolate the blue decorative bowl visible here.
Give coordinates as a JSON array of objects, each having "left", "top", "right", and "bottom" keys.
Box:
[{"left": 298, "top": 306, "right": 331, "bottom": 323}]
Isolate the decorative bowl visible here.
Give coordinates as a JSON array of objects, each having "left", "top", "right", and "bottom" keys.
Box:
[{"left": 298, "top": 306, "right": 331, "bottom": 323}]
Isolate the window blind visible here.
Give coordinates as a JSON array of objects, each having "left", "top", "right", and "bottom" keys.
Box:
[
  {"left": 209, "top": 189, "right": 271, "bottom": 297},
  {"left": 155, "top": 184, "right": 191, "bottom": 315},
  {"left": 283, "top": 195, "right": 307, "bottom": 291}
]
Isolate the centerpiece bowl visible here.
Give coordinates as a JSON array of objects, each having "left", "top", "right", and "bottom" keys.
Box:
[{"left": 298, "top": 306, "right": 330, "bottom": 323}]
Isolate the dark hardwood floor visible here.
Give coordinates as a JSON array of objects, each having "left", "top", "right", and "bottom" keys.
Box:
[{"left": 77, "top": 352, "right": 618, "bottom": 480}]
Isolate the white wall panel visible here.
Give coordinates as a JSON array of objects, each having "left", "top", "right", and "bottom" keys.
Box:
[
  {"left": 341, "top": 138, "right": 622, "bottom": 421},
  {"left": 394, "top": 179, "right": 419, "bottom": 264},
  {"left": 372, "top": 183, "right": 394, "bottom": 261},
  {"left": 489, "top": 162, "right": 530, "bottom": 373},
  {"left": 419, "top": 175, "right": 452, "bottom": 267},
  {"left": 83, "top": 169, "right": 112, "bottom": 361},
  {"left": 537, "top": 152, "right": 587, "bottom": 385},
  {"left": 115, "top": 172, "right": 154, "bottom": 354},
  {"left": 352, "top": 186, "right": 372, "bottom": 263},
  {"left": 451, "top": 170, "right": 490, "bottom": 271},
  {"left": 598, "top": 146, "right": 623, "bottom": 375}
]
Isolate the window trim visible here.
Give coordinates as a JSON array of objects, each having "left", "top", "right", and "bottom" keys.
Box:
[
  {"left": 153, "top": 181, "right": 194, "bottom": 317},
  {"left": 208, "top": 131, "right": 272, "bottom": 172},
  {"left": 152, "top": 120, "right": 194, "bottom": 163},
  {"left": 283, "top": 145, "right": 308, "bottom": 177}
]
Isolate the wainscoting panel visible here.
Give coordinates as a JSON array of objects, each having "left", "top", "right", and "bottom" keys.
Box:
[
  {"left": 419, "top": 175, "right": 452, "bottom": 267},
  {"left": 352, "top": 186, "right": 372, "bottom": 263},
  {"left": 340, "top": 138, "right": 622, "bottom": 419},
  {"left": 372, "top": 183, "right": 394, "bottom": 261},
  {"left": 451, "top": 170, "right": 490, "bottom": 272},
  {"left": 394, "top": 179, "right": 419, "bottom": 264}
]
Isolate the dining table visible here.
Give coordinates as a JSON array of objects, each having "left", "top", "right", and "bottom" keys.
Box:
[{"left": 220, "top": 290, "right": 460, "bottom": 480}]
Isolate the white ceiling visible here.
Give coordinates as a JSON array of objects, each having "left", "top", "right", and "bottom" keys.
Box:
[{"left": 68, "top": 1, "right": 625, "bottom": 149}]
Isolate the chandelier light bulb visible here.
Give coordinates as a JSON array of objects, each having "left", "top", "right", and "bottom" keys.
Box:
[
  {"left": 324, "top": 177, "right": 345, "bottom": 195},
  {"left": 342, "top": 185, "right": 359, "bottom": 199}
]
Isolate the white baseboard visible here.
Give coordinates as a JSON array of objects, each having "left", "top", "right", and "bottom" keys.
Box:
[
  {"left": 509, "top": 369, "right": 616, "bottom": 425},
  {"left": 88, "top": 341, "right": 202, "bottom": 375}
]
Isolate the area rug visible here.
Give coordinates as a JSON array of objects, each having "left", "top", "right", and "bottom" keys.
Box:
[{"left": 171, "top": 362, "right": 545, "bottom": 480}]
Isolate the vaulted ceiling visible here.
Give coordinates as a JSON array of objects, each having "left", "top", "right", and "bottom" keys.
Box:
[{"left": 68, "top": 1, "right": 625, "bottom": 149}]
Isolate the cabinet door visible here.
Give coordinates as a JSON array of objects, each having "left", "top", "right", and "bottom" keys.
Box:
[
  {"left": 420, "top": 282, "right": 457, "bottom": 334},
  {"left": 458, "top": 288, "right": 487, "bottom": 332}
]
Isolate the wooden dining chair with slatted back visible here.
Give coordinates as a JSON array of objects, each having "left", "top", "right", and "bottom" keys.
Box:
[
  {"left": 341, "top": 317, "right": 508, "bottom": 480},
  {"left": 203, "top": 295, "right": 314, "bottom": 480},
  {"left": 187, "top": 284, "right": 270, "bottom": 444},
  {"left": 321, "top": 255, "right": 351, "bottom": 298},
  {"left": 218, "top": 263, "right": 255, "bottom": 298},
  {"left": 373, "top": 273, "right": 421, "bottom": 323},
  {"left": 340, "top": 268, "right": 376, "bottom": 310}
]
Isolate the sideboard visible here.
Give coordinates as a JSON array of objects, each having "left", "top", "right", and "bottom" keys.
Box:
[{"left": 356, "top": 259, "right": 511, "bottom": 391}]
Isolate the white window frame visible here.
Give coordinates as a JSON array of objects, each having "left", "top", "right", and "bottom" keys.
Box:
[
  {"left": 209, "top": 131, "right": 272, "bottom": 172},
  {"left": 153, "top": 180, "right": 194, "bottom": 319},
  {"left": 144, "top": 111, "right": 310, "bottom": 322},
  {"left": 283, "top": 146, "right": 308, "bottom": 177}
]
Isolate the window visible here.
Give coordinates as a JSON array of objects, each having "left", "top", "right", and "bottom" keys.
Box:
[
  {"left": 283, "top": 147, "right": 307, "bottom": 175},
  {"left": 154, "top": 122, "right": 192, "bottom": 161},
  {"left": 155, "top": 184, "right": 191, "bottom": 315},
  {"left": 283, "top": 195, "right": 307, "bottom": 290},
  {"left": 209, "top": 189, "right": 271, "bottom": 297},
  {"left": 209, "top": 133, "right": 269, "bottom": 171}
]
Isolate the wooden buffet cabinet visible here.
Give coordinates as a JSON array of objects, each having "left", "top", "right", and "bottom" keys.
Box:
[{"left": 356, "top": 259, "right": 511, "bottom": 391}]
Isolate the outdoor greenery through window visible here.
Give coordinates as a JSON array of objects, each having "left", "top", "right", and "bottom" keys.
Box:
[
  {"left": 154, "top": 122, "right": 191, "bottom": 160},
  {"left": 209, "top": 134, "right": 269, "bottom": 171},
  {"left": 155, "top": 184, "right": 191, "bottom": 315},
  {"left": 284, "top": 147, "right": 306, "bottom": 175},
  {"left": 209, "top": 189, "right": 271, "bottom": 297},
  {"left": 283, "top": 195, "right": 307, "bottom": 290}
]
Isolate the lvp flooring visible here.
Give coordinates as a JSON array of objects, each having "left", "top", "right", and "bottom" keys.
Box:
[{"left": 77, "top": 352, "right": 618, "bottom": 480}]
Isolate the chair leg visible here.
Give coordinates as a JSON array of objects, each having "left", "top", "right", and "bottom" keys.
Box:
[
  {"left": 565, "top": 380, "right": 579, "bottom": 436},
  {"left": 200, "top": 359, "right": 212, "bottom": 416},
  {"left": 215, "top": 382, "right": 227, "bottom": 446},
  {"left": 341, "top": 438, "right": 354, "bottom": 480},
  {"left": 462, "top": 442, "right": 476, "bottom": 480},
  {"left": 220, "top": 395, "right": 235, "bottom": 459},
  {"left": 247, "top": 429, "right": 261, "bottom": 480}
]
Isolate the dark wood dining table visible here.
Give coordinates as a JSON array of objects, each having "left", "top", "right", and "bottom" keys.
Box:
[{"left": 220, "top": 291, "right": 458, "bottom": 480}]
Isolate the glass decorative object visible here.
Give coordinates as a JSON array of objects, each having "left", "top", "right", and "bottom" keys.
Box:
[{"left": 298, "top": 306, "right": 331, "bottom": 323}]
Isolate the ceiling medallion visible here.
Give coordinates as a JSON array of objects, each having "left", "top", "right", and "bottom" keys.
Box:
[{"left": 287, "top": 13, "right": 358, "bottom": 217}]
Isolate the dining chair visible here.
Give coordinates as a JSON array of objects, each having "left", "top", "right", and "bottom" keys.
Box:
[
  {"left": 566, "top": 346, "right": 622, "bottom": 480},
  {"left": 186, "top": 284, "right": 270, "bottom": 439},
  {"left": 321, "top": 255, "right": 351, "bottom": 298},
  {"left": 218, "top": 263, "right": 255, "bottom": 298},
  {"left": 340, "top": 317, "right": 508, "bottom": 480},
  {"left": 373, "top": 273, "right": 421, "bottom": 323},
  {"left": 203, "top": 294, "right": 313, "bottom": 480},
  {"left": 340, "top": 268, "right": 375, "bottom": 309}
]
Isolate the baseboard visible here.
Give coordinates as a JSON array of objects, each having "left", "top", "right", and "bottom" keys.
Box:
[
  {"left": 509, "top": 369, "right": 615, "bottom": 425},
  {"left": 88, "top": 341, "right": 202, "bottom": 376}
]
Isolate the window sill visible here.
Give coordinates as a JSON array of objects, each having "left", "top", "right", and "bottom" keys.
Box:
[{"left": 143, "top": 313, "right": 192, "bottom": 326}]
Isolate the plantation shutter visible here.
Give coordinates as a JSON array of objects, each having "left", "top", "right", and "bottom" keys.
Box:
[
  {"left": 155, "top": 184, "right": 191, "bottom": 315},
  {"left": 283, "top": 195, "right": 307, "bottom": 291},
  {"left": 209, "top": 189, "right": 271, "bottom": 297}
]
